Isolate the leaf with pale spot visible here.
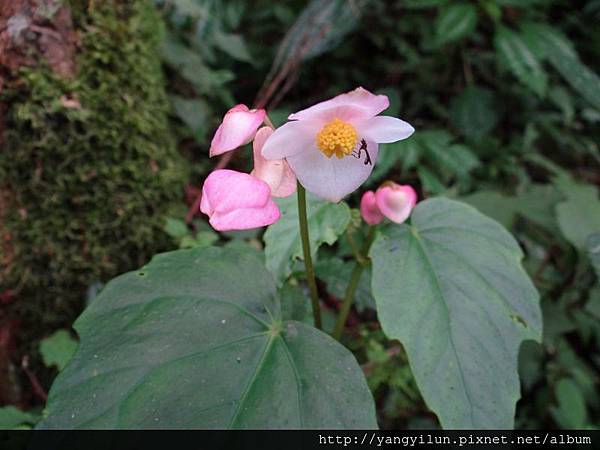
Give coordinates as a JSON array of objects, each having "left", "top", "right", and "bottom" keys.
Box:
[
  {"left": 38, "top": 247, "right": 376, "bottom": 429},
  {"left": 370, "top": 198, "right": 542, "bottom": 429}
]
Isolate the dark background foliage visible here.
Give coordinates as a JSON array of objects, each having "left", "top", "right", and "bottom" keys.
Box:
[{"left": 1, "top": 0, "right": 598, "bottom": 429}]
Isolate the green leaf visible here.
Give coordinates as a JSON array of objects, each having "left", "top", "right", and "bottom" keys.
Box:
[
  {"left": 512, "top": 184, "right": 562, "bottom": 233},
  {"left": 518, "top": 341, "right": 544, "bottom": 392},
  {"left": 171, "top": 97, "right": 211, "bottom": 141},
  {"left": 212, "top": 31, "right": 253, "bottom": 63},
  {"left": 435, "top": 3, "right": 478, "bottom": 46},
  {"left": 555, "top": 179, "right": 600, "bottom": 250},
  {"left": 0, "top": 406, "right": 38, "bottom": 430},
  {"left": 496, "top": 0, "right": 551, "bottom": 6},
  {"left": 269, "top": 0, "right": 363, "bottom": 69},
  {"left": 585, "top": 287, "right": 600, "bottom": 319},
  {"left": 461, "top": 191, "right": 518, "bottom": 229},
  {"left": 316, "top": 258, "right": 375, "bottom": 312},
  {"left": 588, "top": 233, "right": 600, "bottom": 279},
  {"left": 495, "top": 26, "right": 547, "bottom": 97},
  {"left": 521, "top": 23, "right": 600, "bottom": 111},
  {"left": 171, "top": 0, "right": 208, "bottom": 18},
  {"left": 264, "top": 195, "right": 351, "bottom": 284},
  {"left": 418, "top": 131, "right": 472, "bottom": 177},
  {"left": 462, "top": 184, "right": 562, "bottom": 233},
  {"left": 38, "top": 247, "right": 376, "bottom": 429},
  {"left": 418, "top": 166, "right": 446, "bottom": 195},
  {"left": 222, "top": 0, "right": 247, "bottom": 28},
  {"left": 39, "top": 330, "right": 78, "bottom": 371},
  {"left": 370, "top": 198, "right": 541, "bottom": 428},
  {"left": 180, "top": 231, "right": 219, "bottom": 249},
  {"left": 436, "top": 144, "right": 480, "bottom": 178},
  {"left": 163, "top": 218, "right": 189, "bottom": 240},
  {"left": 279, "top": 283, "right": 312, "bottom": 323},
  {"left": 369, "top": 139, "right": 420, "bottom": 185},
  {"left": 162, "top": 35, "right": 235, "bottom": 93},
  {"left": 403, "top": 0, "right": 449, "bottom": 8},
  {"left": 450, "top": 86, "right": 499, "bottom": 141},
  {"left": 550, "top": 378, "right": 587, "bottom": 429}
]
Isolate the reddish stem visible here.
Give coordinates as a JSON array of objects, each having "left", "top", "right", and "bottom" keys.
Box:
[{"left": 21, "top": 355, "right": 47, "bottom": 402}]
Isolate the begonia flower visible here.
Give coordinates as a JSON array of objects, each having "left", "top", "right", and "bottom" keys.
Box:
[
  {"left": 250, "top": 127, "right": 296, "bottom": 198},
  {"left": 200, "top": 169, "right": 280, "bottom": 231},
  {"left": 375, "top": 183, "right": 417, "bottom": 224},
  {"left": 209, "top": 104, "right": 266, "bottom": 157},
  {"left": 261, "top": 87, "right": 414, "bottom": 202},
  {"left": 360, "top": 191, "right": 384, "bottom": 225}
]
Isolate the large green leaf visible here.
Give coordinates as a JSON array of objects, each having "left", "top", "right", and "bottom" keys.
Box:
[
  {"left": 264, "top": 194, "right": 351, "bottom": 284},
  {"left": 38, "top": 247, "right": 376, "bottom": 429},
  {"left": 495, "top": 26, "right": 547, "bottom": 97},
  {"left": 370, "top": 198, "right": 542, "bottom": 428}
]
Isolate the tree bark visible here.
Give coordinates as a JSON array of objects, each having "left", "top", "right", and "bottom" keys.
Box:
[{"left": 0, "top": 0, "right": 77, "bottom": 143}]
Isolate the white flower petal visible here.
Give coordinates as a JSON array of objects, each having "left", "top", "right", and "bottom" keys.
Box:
[
  {"left": 261, "top": 120, "right": 320, "bottom": 160},
  {"left": 287, "top": 141, "right": 378, "bottom": 202},
  {"left": 289, "top": 87, "right": 389, "bottom": 121},
  {"left": 356, "top": 116, "right": 415, "bottom": 144}
]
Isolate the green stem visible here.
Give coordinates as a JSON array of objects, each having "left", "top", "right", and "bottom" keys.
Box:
[
  {"left": 297, "top": 183, "right": 322, "bottom": 330},
  {"left": 332, "top": 227, "right": 376, "bottom": 341},
  {"left": 345, "top": 230, "right": 362, "bottom": 263}
]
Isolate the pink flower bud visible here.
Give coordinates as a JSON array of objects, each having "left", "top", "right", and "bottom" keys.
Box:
[
  {"left": 209, "top": 105, "right": 266, "bottom": 157},
  {"left": 360, "top": 191, "right": 384, "bottom": 225},
  {"left": 200, "top": 169, "right": 280, "bottom": 231},
  {"left": 375, "top": 183, "right": 417, "bottom": 224},
  {"left": 250, "top": 127, "right": 296, "bottom": 198}
]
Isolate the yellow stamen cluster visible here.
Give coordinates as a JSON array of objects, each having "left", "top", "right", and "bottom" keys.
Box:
[{"left": 316, "top": 118, "right": 358, "bottom": 159}]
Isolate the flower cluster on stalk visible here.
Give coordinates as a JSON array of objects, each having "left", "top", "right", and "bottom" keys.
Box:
[{"left": 200, "top": 87, "right": 417, "bottom": 231}]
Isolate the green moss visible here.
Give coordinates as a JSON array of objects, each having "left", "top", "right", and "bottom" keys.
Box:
[{"left": 1, "top": 1, "right": 186, "bottom": 330}]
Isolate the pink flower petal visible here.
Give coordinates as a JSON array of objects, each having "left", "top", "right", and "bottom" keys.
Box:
[
  {"left": 360, "top": 191, "right": 384, "bottom": 225},
  {"left": 287, "top": 141, "right": 379, "bottom": 203},
  {"left": 356, "top": 116, "right": 415, "bottom": 144},
  {"left": 209, "top": 105, "right": 266, "bottom": 157},
  {"left": 375, "top": 184, "right": 417, "bottom": 224},
  {"left": 288, "top": 87, "right": 389, "bottom": 122},
  {"left": 208, "top": 201, "right": 280, "bottom": 232},
  {"left": 251, "top": 127, "right": 296, "bottom": 198},
  {"left": 200, "top": 169, "right": 280, "bottom": 231},
  {"left": 261, "top": 120, "right": 321, "bottom": 160}
]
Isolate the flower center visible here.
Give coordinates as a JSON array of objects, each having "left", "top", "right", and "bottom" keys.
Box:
[{"left": 316, "top": 118, "right": 358, "bottom": 159}]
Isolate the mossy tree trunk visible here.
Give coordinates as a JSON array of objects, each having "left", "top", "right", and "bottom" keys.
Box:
[
  {"left": 0, "top": 0, "right": 78, "bottom": 407},
  {"left": 0, "top": 0, "right": 186, "bottom": 407}
]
